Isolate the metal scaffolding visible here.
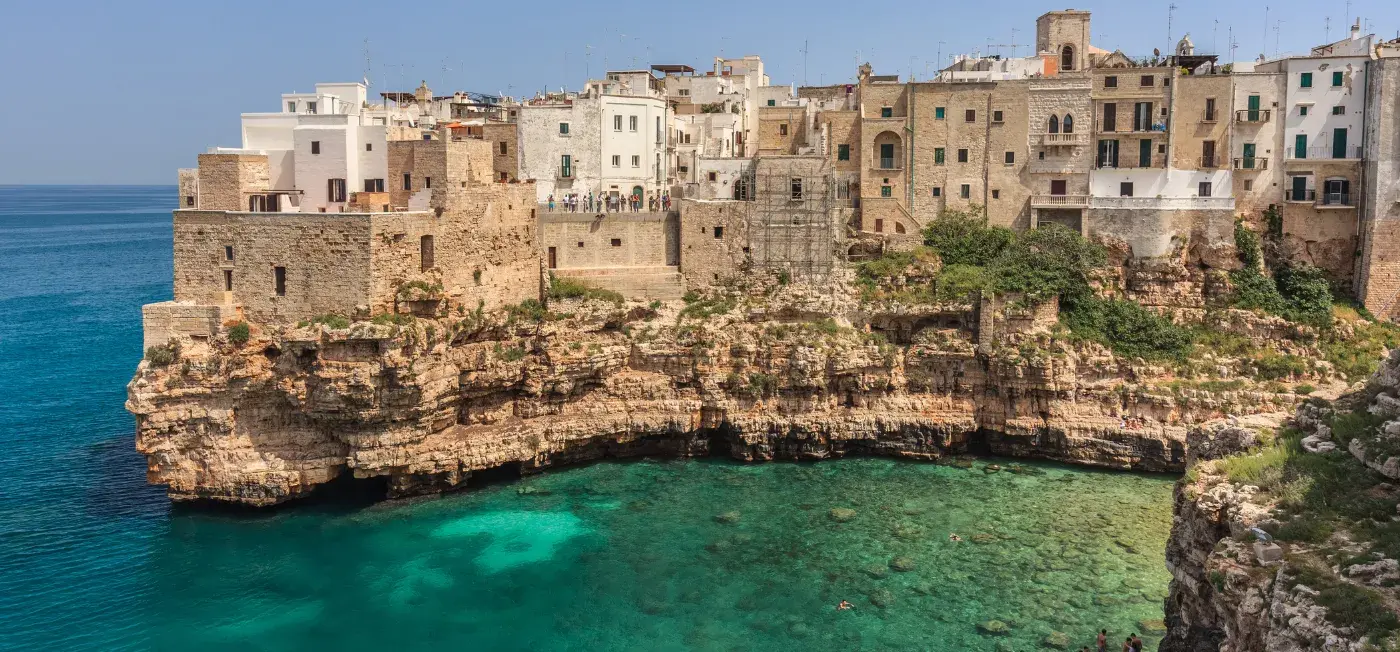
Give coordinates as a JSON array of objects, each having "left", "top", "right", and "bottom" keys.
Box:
[{"left": 743, "top": 157, "right": 840, "bottom": 279}]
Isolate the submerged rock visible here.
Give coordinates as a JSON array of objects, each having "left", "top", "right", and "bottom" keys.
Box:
[
  {"left": 889, "top": 556, "right": 917, "bottom": 572},
  {"left": 1137, "top": 618, "right": 1166, "bottom": 635},
  {"left": 829, "top": 508, "right": 858, "bottom": 522},
  {"left": 1042, "top": 630, "right": 1071, "bottom": 649},
  {"left": 868, "top": 587, "right": 895, "bottom": 608},
  {"left": 977, "top": 619, "right": 1011, "bottom": 636},
  {"left": 714, "top": 511, "right": 741, "bottom": 524}
]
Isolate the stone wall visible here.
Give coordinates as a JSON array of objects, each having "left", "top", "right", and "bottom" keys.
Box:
[
  {"left": 1036, "top": 10, "right": 1091, "bottom": 72},
  {"left": 1087, "top": 206, "right": 1235, "bottom": 264},
  {"left": 1357, "top": 57, "right": 1400, "bottom": 318},
  {"left": 540, "top": 211, "right": 677, "bottom": 269},
  {"left": 1230, "top": 72, "right": 1287, "bottom": 221},
  {"left": 756, "top": 105, "right": 807, "bottom": 156},
  {"left": 172, "top": 210, "right": 376, "bottom": 324},
  {"left": 679, "top": 199, "right": 751, "bottom": 287},
  {"left": 482, "top": 122, "right": 519, "bottom": 182},
  {"left": 1280, "top": 158, "right": 1361, "bottom": 281},
  {"left": 908, "top": 82, "right": 999, "bottom": 226},
  {"left": 196, "top": 154, "right": 270, "bottom": 212},
  {"left": 387, "top": 138, "right": 494, "bottom": 208},
  {"left": 1171, "top": 74, "right": 1232, "bottom": 172},
  {"left": 177, "top": 169, "right": 197, "bottom": 209},
  {"left": 141, "top": 301, "right": 233, "bottom": 350}
]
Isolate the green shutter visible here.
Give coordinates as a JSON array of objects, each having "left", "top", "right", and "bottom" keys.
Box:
[
  {"left": 837, "top": 144, "right": 849, "bottom": 161},
  {"left": 934, "top": 148, "right": 945, "bottom": 164},
  {"left": 1294, "top": 134, "right": 1308, "bottom": 159},
  {"left": 1332, "top": 71, "right": 1344, "bottom": 86},
  {"left": 935, "top": 107, "right": 945, "bottom": 120},
  {"left": 1300, "top": 72, "right": 1312, "bottom": 88}
]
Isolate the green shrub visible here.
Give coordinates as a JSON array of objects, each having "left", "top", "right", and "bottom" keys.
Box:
[
  {"left": 1217, "top": 442, "right": 1291, "bottom": 489},
  {"left": 548, "top": 275, "right": 624, "bottom": 304},
  {"left": 678, "top": 294, "right": 736, "bottom": 320},
  {"left": 1062, "top": 297, "right": 1194, "bottom": 360},
  {"left": 145, "top": 344, "right": 178, "bottom": 366},
  {"left": 1294, "top": 384, "right": 1316, "bottom": 395},
  {"left": 923, "top": 208, "right": 1013, "bottom": 267},
  {"left": 311, "top": 314, "right": 351, "bottom": 329},
  {"left": 648, "top": 300, "right": 662, "bottom": 310},
  {"left": 227, "top": 322, "right": 250, "bottom": 346},
  {"left": 988, "top": 224, "right": 1105, "bottom": 303},
  {"left": 1276, "top": 264, "right": 1334, "bottom": 326},
  {"left": 1322, "top": 313, "right": 1400, "bottom": 381},
  {"left": 493, "top": 343, "right": 527, "bottom": 362},
  {"left": 935, "top": 264, "right": 989, "bottom": 303},
  {"left": 1235, "top": 220, "right": 1263, "bottom": 270},
  {"left": 1277, "top": 515, "right": 1334, "bottom": 543},
  {"left": 506, "top": 299, "right": 550, "bottom": 322},
  {"left": 1253, "top": 352, "right": 1309, "bottom": 380},
  {"left": 808, "top": 318, "right": 842, "bottom": 336},
  {"left": 776, "top": 270, "right": 791, "bottom": 286}
]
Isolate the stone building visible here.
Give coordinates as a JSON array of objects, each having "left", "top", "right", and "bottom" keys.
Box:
[{"left": 1356, "top": 51, "right": 1400, "bottom": 318}]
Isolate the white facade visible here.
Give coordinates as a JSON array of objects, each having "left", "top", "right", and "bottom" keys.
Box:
[
  {"left": 1258, "top": 28, "right": 1373, "bottom": 162},
  {"left": 1089, "top": 168, "right": 1234, "bottom": 203},
  {"left": 518, "top": 98, "right": 601, "bottom": 204}
]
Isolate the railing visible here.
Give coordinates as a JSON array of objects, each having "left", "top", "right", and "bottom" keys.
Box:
[
  {"left": 1039, "top": 133, "right": 1087, "bottom": 146},
  {"left": 876, "top": 158, "right": 901, "bottom": 170},
  {"left": 1235, "top": 109, "right": 1272, "bottom": 123},
  {"left": 1198, "top": 156, "right": 1221, "bottom": 169},
  {"left": 1201, "top": 111, "right": 1219, "bottom": 123},
  {"left": 557, "top": 169, "right": 574, "bottom": 179},
  {"left": 1233, "top": 157, "right": 1269, "bottom": 170},
  {"left": 1091, "top": 196, "right": 1235, "bottom": 210},
  {"left": 1031, "top": 194, "right": 1090, "bottom": 208},
  {"left": 1319, "top": 192, "right": 1353, "bottom": 207},
  {"left": 1097, "top": 156, "right": 1167, "bottom": 170},
  {"left": 1288, "top": 145, "right": 1362, "bottom": 160},
  {"left": 1287, "top": 189, "right": 1317, "bottom": 202}
]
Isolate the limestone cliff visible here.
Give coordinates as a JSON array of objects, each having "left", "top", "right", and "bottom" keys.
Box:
[{"left": 127, "top": 273, "right": 1312, "bottom": 507}]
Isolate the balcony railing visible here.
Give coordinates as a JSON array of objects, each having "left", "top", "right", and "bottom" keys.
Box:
[
  {"left": 876, "top": 158, "right": 901, "bottom": 170},
  {"left": 1031, "top": 194, "right": 1090, "bottom": 208},
  {"left": 1039, "top": 133, "right": 1087, "bottom": 146},
  {"left": 1198, "top": 156, "right": 1222, "bottom": 169},
  {"left": 1201, "top": 111, "right": 1219, "bottom": 123},
  {"left": 1091, "top": 196, "right": 1235, "bottom": 210},
  {"left": 1235, "top": 109, "right": 1272, "bottom": 123},
  {"left": 557, "top": 169, "right": 574, "bottom": 179},
  {"left": 1319, "top": 192, "right": 1353, "bottom": 207},
  {"left": 1287, "top": 189, "right": 1317, "bottom": 202},
  {"left": 1233, "top": 157, "right": 1269, "bottom": 170},
  {"left": 1288, "top": 145, "right": 1362, "bottom": 160}
]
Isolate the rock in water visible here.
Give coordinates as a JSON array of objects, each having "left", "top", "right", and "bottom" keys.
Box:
[
  {"left": 889, "top": 556, "right": 917, "bottom": 572},
  {"left": 977, "top": 620, "right": 1011, "bottom": 636},
  {"left": 868, "top": 588, "right": 895, "bottom": 608},
  {"left": 714, "top": 511, "right": 741, "bottom": 524},
  {"left": 829, "top": 507, "right": 857, "bottom": 522},
  {"left": 1042, "top": 630, "right": 1071, "bottom": 649},
  {"left": 1137, "top": 618, "right": 1167, "bottom": 635}
]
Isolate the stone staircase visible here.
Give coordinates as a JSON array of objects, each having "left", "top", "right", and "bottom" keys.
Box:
[{"left": 553, "top": 266, "right": 686, "bottom": 301}]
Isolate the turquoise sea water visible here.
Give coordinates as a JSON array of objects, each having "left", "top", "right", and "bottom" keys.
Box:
[{"left": 0, "top": 186, "right": 1175, "bottom": 651}]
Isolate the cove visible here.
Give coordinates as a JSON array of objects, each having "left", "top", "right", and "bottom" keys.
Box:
[{"left": 149, "top": 457, "right": 1173, "bottom": 651}]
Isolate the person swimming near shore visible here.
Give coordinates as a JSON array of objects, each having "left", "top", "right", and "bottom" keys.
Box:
[
  {"left": 837, "top": 600, "right": 853, "bottom": 611},
  {"left": 949, "top": 533, "right": 963, "bottom": 541}
]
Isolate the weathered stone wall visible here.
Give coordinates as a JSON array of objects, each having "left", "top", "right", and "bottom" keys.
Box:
[
  {"left": 908, "top": 82, "right": 998, "bottom": 226},
  {"left": 482, "top": 122, "right": 519, "bottom": 182},
  {"left": 540, "top": 211, "right": 677, "bottom": 269},
  {"left": 1087, "top": 207, "right": 1234, "bottom": 263},
  {"left": 1281, "top": 158, "right": 1361, "bottom": 281},
  {"left": 196, "top": 154, "right": 270, "bottom": 212},
  {"left": 1230, "top": 72, "right": 1287, "bottom": 221},
  {"left": 819, "top": 110, "right": 860, "bottom": 175},
  {"left": 172, "top": 210, "right": 376, "bottom": 324},
  {"left": 1357, "top": 57, "right": 1400, "bottom": 318},
  {"left": 387, "top": 138, "right": 494, "bottom": 208},
  {"left": 141, "top": 301, "right": 233, "bottom": 350},
  {"left": 1036, "top": 10, "right": 1090, "bottom": 72},
  {"left": 1172, "top": 74, "right": 1232, "bottom": 172},
  {"left": 756, "top": 105, "right": 808, "bottom": 155},
  {"left": 177, "top": 169, "right": 198, "bottom": 209},
  {"left": 679, "top": 199, "right": 751, "bottom": 287}
]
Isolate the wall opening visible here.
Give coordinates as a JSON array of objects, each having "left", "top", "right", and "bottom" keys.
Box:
[
  {"left": 274, "top": 267, "right": 286, "bottom": 296},
  {"left": 420, "top": 235, "right": 435, "bottom": 271}
]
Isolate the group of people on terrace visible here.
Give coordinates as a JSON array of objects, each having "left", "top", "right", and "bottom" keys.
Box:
[{"left": 546, "top": 191, "right": 671, "bottom": 213}]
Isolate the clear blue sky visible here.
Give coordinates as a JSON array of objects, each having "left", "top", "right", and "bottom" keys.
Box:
[{"left": 3, "top": 0, "right": 1397, "bottom": 184}]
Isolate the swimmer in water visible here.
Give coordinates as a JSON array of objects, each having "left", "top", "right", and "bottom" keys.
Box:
[
  {"left": 949, "top": 533, "right": 963, "bottom": 542},
  {"left": 837, "top": 600, "right": 853, "bottom": 611}
]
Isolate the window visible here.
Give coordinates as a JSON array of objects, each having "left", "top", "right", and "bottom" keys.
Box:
[
  {"left": 403, "top": 173, "right": 411, "bottom": 190},
  {"left": 708, "top": 171, "right": 717, "bottom": 181},
  {"left": 678, "top": 89, "right": 690, "bottom": 96},
  {"left": 363, "top": 178, "right": 385, "bottom": 192},
  {"left": 1063, "top": 114, "right": 1074, "bottom": 133},
  {"left": 881, "top": 107, "right": 893, "bottom": 118},
  {"left": 959, "top": 184, "right": 971, "bottom": 199},
  {"left": 1244, "top": 179, "right": 1253, "bottom": 191},
  {"left": 1102, "top": 103, "right": 1117, "bottom": 131},
  {"left": 1038, "top": 151, "right": 1045, "bottom": 160},
  {"left": 895, "top": 223, "right": 906, "bottom": 234},
  {"left": 611, "top": 155, "right": 621, "bottom": 167},
  {"left": 223, "top": 270, "right": 233, "bottom": 291},
  {"left": 993, "top": 110, "right": 1004, "bottom": 123},
  {"left": 629, "top": 115, "right": 638, "bottom": 131},
  {"left": 559, "top": 122, "right": 570, "bottom": 135},
  {"left": 1332, "top": 105, "right": 1345, "bottom": 115},
  {"left": 631, "top": 155, "right": 640, "bottom": 167},
  {"left": 1300, "top": 72, "right": 1313, "bottom": 88},
  {"left": 1198, "top": 182, "right": 1212, "bottom": 197},
  {"left": 767, "top": 99, "right": 776, "bottom": 106},
  {"left": 311, "top": 141, "right": 321, "bottom": 155},
  {"left": 1299, "top": 105, "right": 1310, "bottom": 116},
  {"left": 1119, "top": 182, "right": 1134, "bottom": 197},
  {"left": 1204, "top": 98, "right": 1216, "bottom": 121},
  {"left": 965, "top": 109, "right": 976, "bottom": 122},
  {"left": 935, "top": 107, "right": 946, "bottom": 120},
  {"left": 499, "top": 141, "right": 508, "bottom": 155},
  {"left": 366, "top": 143, "right": 373, "bottom": 152},
  {"left": 779, "top": 124, "right": 789, "bottom": 136},
  {"left": 273, "top": 267, "right": 286, "bottom": 296},
  {"left": 1061, "top": 45, "right": 1075, "bottom": 71},
  {"left": 838, "top": 144, "right": 850, "bottom": 161},
  {"left": 613, "top": 115, "right": 623, "bottom": 131},
  {"left": 185, "top": 195, "right": 194, "bottom": 207},
  {"left": 307, "top": 101, "right": 317, "bottom": 114},
  {"left": 874, "top": 218, "right": 884, "bottom": 232},
  {"left": 1050, "top": 180, "right": 1066, "bottom": 195},
  {"left": 992, "top": 189, "right": 1000, "bottom": 199},
  {"left": 713, "top": 227, "right": 723, "bottom": 239},
  {"left": 1140, "top": 75, "right": 1154, "bottom": 87},
  {"left": 881, "top": 185, "right": 892, "bottom": 197},
  {"left": 287, "top": 101, "right": 297, "bottom": 113},
  {"left": 327, "top": 178, "right": 346, "bottom": 202},
  {"left": 500, "top": 172, "right": 508, "bottom": 181},
  {"left": 610, "top": 238, "right": 622, "bottom": 247},
  {"left": 577, "top": 241, "right": 584, "bottom": 247},
  {"left": 932, "top": 187, "right": 942, "bottom": 197},
  {"left": 1332, "top": 71, "right": 1344, "bottom": 87},
  {"left": 1202, "top": 140, "right": 1216, "bottom": 168},
  {"left": 1004, "top": 151, "right": 1014, "bottom": 164},
  {"left": 424, "top": 177, "right": 431, "bottom": 189},
  {"left": 957, "top": 149, "right": 968, "bottom": 163},
  {"left": 790, "top": 177, "right": 803, "bottom": 200},
  {"left": 420, "top": 235, "right": 434, "bottom": 271},
  {"left": 1104, "top": 76, "right": 1118, "bottom": 88},
  {"left": 934, "top": 148, "right": 945, "bottom": 164},
  {"left": 224, "top": 245, "right": 234, "bottom": 261},
  {"left": 1049, "top": 115, "right": 1059, "bottom": 133}
]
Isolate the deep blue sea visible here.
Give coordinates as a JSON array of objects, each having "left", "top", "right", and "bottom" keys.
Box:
[{"left": 0, "top": 186, "right": 1174, "bottom": 651}]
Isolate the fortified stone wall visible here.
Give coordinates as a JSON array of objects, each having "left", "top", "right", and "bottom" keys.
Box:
[
  {"left": 679, "top": 199, "right": 751, "bottom": 287},
  {"left": 196, "top": 154, "right": 270, "bottom": 212},
  {"left": 540, "top": 212, "right": 677, "bottom": 269},
  {"left": 141, "top": 301, "right": 234, "bottom": 350},
  {"left": 388, "top": 138, "right": 494, "bottom": 208},
  {"left": 482, "top": 122, "right": 519, "bottom": 182}
]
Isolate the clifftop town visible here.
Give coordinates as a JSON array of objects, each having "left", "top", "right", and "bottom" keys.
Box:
[{"left": 129, "top": 8, "right": 1400, "bottom": 650}]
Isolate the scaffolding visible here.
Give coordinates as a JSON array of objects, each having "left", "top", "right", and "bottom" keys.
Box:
[{"left": 743, "top": 156, "right": 841, "bottom": 279}]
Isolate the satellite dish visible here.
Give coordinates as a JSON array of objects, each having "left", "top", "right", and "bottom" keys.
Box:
[
  {"left": 1250, "top": 527, "right": 1274, "bottom": 544},
  {"left": 1153, "top": 48, "right": 1161, "bottom": 57}
]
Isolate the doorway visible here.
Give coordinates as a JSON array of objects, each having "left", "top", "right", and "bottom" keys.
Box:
[{"left": 547, "top": 247, "right": 557, "bottom": 269}]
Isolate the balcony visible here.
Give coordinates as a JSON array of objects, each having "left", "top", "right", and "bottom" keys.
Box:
[
  {"left": 1235, "top": 109, "right": 1272, "bottom": 123},
  {"left": 1287, "top": 145, "right": 1362, "bottom": 160},
  {"left": 875, "top": 158, "right": 902, "bottom": 171},
  {"left": 1201, "top": 111, "right": 1219, "bottom": 123},
  {"left": 1286, "top": 189, "right": 1317, "bottom": 202},
  {"left": 1318, "top": 192, "right": 1353, "bottom": 208},
  {"left": 1233, "top": 157, "right": 1269, "bottom": 171},
  {"left": 557, "top": 169, "right": 575, "bottom": 179},
  {"left": 1031, "top": 194, "right": 1090, "bottom": 208},
  {"left": 1039, "top": 133, "right": 1088, "bottom": 146},
  {"left": 1198, "top": 156, "right": 1222, "bottom": 169}
]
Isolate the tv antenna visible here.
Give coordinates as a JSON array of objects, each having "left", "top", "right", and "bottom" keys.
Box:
[{"left": 1168, "top": 3, "right": 1178, "bottom": 51}]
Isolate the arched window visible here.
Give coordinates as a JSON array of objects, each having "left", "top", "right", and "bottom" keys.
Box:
[
  {"left": 1048, "top": 115, "right": 1059, "bottom": 134},
  {"left": 1063, "top": 114, "right": 1074, "bottom": 134},
  {"left": 1061, "top": 45, "right": 1075, "bottom": 71}
]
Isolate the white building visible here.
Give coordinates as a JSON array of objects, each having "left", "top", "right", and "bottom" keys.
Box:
[{"left": 518, "top": 71, "right": 669, "bottom": 205}]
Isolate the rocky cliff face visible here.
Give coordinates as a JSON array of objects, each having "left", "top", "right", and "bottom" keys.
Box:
[{"left": 127, "top": 274, "right": 1308, "bottom": 507}]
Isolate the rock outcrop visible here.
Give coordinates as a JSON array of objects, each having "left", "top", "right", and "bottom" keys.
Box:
[{"left": 127, "top": 276, "right": 1306, "bottom": 507}]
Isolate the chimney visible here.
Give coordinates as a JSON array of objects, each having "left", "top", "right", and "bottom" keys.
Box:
[{"left": 1352, "top": 19, "right": 1361, "bottom": 39}]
